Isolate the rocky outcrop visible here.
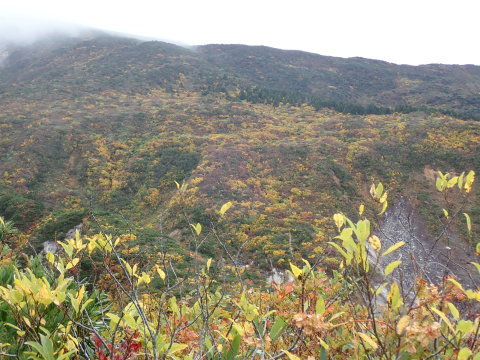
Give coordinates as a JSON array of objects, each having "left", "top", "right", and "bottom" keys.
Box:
[
  {"left": 266, "top": 268, "right": 294, "bottom": 284},
  {"left": 41, "top": 223, "right": 83, "bottom": 255},
  {"left": 375, "top": 197, "right": 479, "bottom": 295}
]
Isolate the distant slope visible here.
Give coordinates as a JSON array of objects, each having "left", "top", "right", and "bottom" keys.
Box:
[
  {"left": 197, "top": 44, "right": 480, "bottom": 116},
  {"left": 0, "top": 35, "right": 233, "bottom": 100},
  {"left": 2, "top": 34, "right": 480, "bottom": 116}
]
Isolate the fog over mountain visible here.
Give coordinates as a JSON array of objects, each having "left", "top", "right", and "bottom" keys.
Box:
[{"left": 0, "top": 15, "right": 89, "bottom": 45}]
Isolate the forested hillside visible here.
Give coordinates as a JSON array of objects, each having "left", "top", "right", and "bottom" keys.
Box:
[{"left": 0, "top": 32, "right": 479, "bottom": 359}]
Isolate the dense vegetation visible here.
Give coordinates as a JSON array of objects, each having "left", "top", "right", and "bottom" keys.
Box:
[
  {"left": 0, "top": 33, "right": 479, "bottom": 358},
  {"left": 0, "top": 173, "right": 479, "bottom": 359}
]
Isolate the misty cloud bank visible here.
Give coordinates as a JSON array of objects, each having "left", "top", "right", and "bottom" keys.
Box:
[{"left": 0, "top": 15, "right": 90, "bottom": 45}]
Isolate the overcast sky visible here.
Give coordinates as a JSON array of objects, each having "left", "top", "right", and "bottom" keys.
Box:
[{"left": 1, "top": 0, "right": 479, "bottom": 65}]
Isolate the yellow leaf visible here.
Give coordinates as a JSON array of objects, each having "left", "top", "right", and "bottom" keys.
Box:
[
  {"left": 289, "top": 262, "right": 302, "bottom": 279},
  {"left": 168, "top": 343, "right": 187, "bottom": 355},
  {"left": 191, "top": 223, "right": 202, "bottom": 236},
  {"left": 431, "top": 307, "right": 454, "bottom": 332},
  {"left": 378, "top": 200, "right": 388, "bottom": 215},
  {"left": 359, "top": 204, "right": 364, "bottom": 215},
  {"left": 66, "top": 258, "right": 79, "bottom": 270},
  {"left": 358, "top": 332, "right": 378, "bottom": 350},
  {"left": 464, "top": 170, "right": 475, "bottom": 193},
  {"left": 442, "top": 208, "right": 449, "bottom": 218},
  {"left": 384, "top": 260, "right": 402, "bottom": 275},
  {"left": 219, "top": 201, "right": 233, "bottom": 215},
  {"left": 23, "top": 317, "right": 31, "bottom": 327},
  {"left": 469, "top": 262, "right": 480, "bottom": 273},
  {"left": 206, "top": 258, "right": 212, "bottom": 271},
  {"left": 447, "top": 278, "right": 465, "bottom": 292},
  {"left": 333, "top": 213, "right": 344, "bottom": 231},
  {"left": 387, "top": 282, "right": 403, "bottom": 310},
  {"left": 458, "top": 172, "right": 465, "bottom": 190},
  {"left": 447, "top": 176, "right": 458, "bottom": 188},
  {"left": 140, "top": 272, "right": 151, "bottom": 285},
  {"left": 436, "top": 177, "right": 446, "bottom": 192},
  {"left": 396, "top": 315, "right": 410, "bottom": 334},
  {"left": 319, "top": 338, "right": 329, "bottom": 350},
  {"left": 46, "top": 252, "right": 55, "bottom": 264},
  {"left": 381, "top": 241, "right": 405, "bottom": 257},
  {"left": 368, "top": 235, "right": 381, "bottom": 252},
  {"left": 156, "top": 266, "right": 166, "bottom": 281},
  {"left": 282, "top": 350, "right": 301, "bottom": 360},
  {"left": 379, "top": 191, "right": 388, "bottom": 204},
  {"left": 458, "top": 348, "right": 472, "bottom": 360}
]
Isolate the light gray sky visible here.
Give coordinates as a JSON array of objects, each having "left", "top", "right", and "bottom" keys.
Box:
[{"left": 1, "top": 0, "right": 479, "bottom": 65}]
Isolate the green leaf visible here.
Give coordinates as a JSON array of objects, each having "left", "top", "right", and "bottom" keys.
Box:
[
  {"left": 328, "top": 242, "right": 352, "bottom": 264},
  {"left": 375, "top": 183, "right": 384, "bottom": 198},
  {"left": 319, "top": 347, "right": 328, "bottom": 360},
  {"left": 384, "top": 260, "right": 402, "bottom": 275},
  {"left": 446, "top": 302, "right": 459, "bottom": 320},
  {"left": 270, "top": 317, "right": 287, "bottom": 342},
  {"left": 356, "top": 219, "right": 370, "bottom": 243},
  {"left": 26, "top": 335, "right": 55, "bottom": 360},
  {"left": 316, "top": 295, "right": 325, "bottom": 315},
  {"left": 456, "top": 320, "right": 473, "bottom": 334},
  {"left": 463, "top": 213, "right": 472, "bottom": 233},
  {"left": 458, "top": 347, "right": 472, "bottom": 360},
  {"left": 225, "top": 334, "right": 240, "bottom": 360}
]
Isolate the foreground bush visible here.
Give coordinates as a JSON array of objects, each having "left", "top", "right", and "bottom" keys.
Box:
[{"left": 0, "top": 171, "right": 479, "bottom": 359}]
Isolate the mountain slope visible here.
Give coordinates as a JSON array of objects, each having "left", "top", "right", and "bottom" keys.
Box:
[
  {"left": 0, "top": 33, "right": 479, "bottom": 269},
  {"left": 2, "top": 34, "right": 480, "bottom": 115},
  {"left": 197, "top": 44, "right": 480, "bottom": 115}
]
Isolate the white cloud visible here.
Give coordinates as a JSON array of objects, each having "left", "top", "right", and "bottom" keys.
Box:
[{"left": 1, "top": 0, "right": 479, "bottom": 65}]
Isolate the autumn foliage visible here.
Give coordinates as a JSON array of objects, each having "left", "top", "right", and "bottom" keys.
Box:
[{"left": 0, "top": 171, "right": 479, "bottom": 359}]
